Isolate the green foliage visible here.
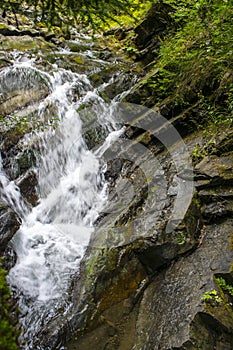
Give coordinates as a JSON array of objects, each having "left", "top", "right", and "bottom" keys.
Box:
[
  {"left": 140, "top": 0, "right": 233, "bottom": 127},
  {"left": 176, "top": 232, "right": 186, "bottom": 245},
  {"left": 202, "top": 276, "right": 233, "bottom": 307},
  {"left": 191, "top": 144, "right": 208, "bottom": 162},
  {"left": 216, "top": 277, "right": 233, "bottom": 297},
  {"left": 191, "top": 137, "right": 217, "bottom": 162},
  {"left": 201, "top": 289, "right": 223, "bottom": 303},
  {"left": 146, "top": 68, "right": 177, "bottom": 101},
  {"left": 97, "top": 0, "right": 152, "bottom": 29},
  {"left": 0, "top": 260, "right": 19, "bottom": 350},
  {"left": 0, "top": 0, "right": 152, "bottom": 29}
]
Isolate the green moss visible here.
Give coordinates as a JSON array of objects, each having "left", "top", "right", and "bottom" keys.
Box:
[
  {"left": 0, "top": 261, "right": 19, "bottom": 350},
  {"left": 73, "top": 56, "right": 84, "bottom": 65},
  {"left": 192, "top": 192, "right": 201, "bottom": 210},
  {"left": 175, "top": 192, "right": 201, "bottom": 246},
  {"left": 230, "top": 233, "right": 233, "bottom": 251},
  {"left": 86, "top": 248, "right": 119, "bottom": 280}
]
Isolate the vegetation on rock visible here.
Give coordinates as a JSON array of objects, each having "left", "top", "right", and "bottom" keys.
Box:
[
  {"left": 110, "top": 1, "right": 232, "bottom": 168},
  {"left": 65, "top": 2, "right": 233, "bottom": 348},
  {"left": 0, "top": 260, "right": 19, "bottom": 350},
  {"left": 119, "top": 1, "right": 231, "bottom": 151},
  {"left": 0, "top": 0, "right": 152, "bottom": 30}
]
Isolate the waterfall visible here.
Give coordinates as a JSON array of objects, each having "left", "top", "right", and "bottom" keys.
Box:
[{"left": 0, "top": 43, "right": 126, "bottom": 349}]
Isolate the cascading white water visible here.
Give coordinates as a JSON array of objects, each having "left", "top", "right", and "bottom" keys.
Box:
[
  {"left": 0, "top": 48, "right": 127, "bottom": 349},
  {"left": 0, "top": 155, "right": 29, "bottom": 219}
]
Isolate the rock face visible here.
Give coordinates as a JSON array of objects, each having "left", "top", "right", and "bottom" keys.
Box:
[
  {"left": 195, "top": 155, "right": 233, "bottom": 222},
  {"left": 0, "top": 8, "right": 233, "bottom": 350},
  {"left": 37, "top": 114, "right": 202, "bottom": 348},
  {"left": 62, "top": 62, "right": 233, "bottom": 350},
  {"left": 135, "top": 220, "right": 233, "bottom": 349},
  {"left": 0, "top": 201, "right": 21, "bottom": 253},
  {"left": 61, "top": 133, "right": 233, "bottom": 350}
]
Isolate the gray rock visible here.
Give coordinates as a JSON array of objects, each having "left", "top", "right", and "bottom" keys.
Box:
[
  {"left": 16, "top": 171, "right": 38, "bottom": 206},
  {"left": 0, "top": 201, "right": 21, "bottom": 252},
  {"left": 134, "top": 220, "right": 233, "bottom": 349}
]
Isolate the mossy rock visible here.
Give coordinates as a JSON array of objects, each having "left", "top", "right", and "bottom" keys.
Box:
[
  {"left": 0, "top": 34, "right": 53, "bottom": 52},
  {"left": 0, "top": 261, "right": 19, "bottom": 350}
]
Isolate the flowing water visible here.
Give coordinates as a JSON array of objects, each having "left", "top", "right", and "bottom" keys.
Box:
[{"left": 0, "top": 38, "right": 130, "bottom": 349}]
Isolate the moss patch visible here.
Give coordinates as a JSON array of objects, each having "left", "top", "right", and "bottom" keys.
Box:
[{"left": 0, "top": 261, "right": 19, "bottom": 350}]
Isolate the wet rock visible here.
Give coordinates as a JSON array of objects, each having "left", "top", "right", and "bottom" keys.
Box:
[
  {"left": 84, "top": 125, "right": 108, "bottom": 150},
  {"left": 125, "top": 92, "right": 206, "bottom": 140},
  {"left": 193, "top": 155, "right": 233, "bottom": 222},
  {"left": 134, "top": 220, "right": 233, "bottom": 350},
  {"left": 0, "top": 55, "right": 12, "bottom": 69},
  {"left": 0, "top": 33, "right": 55, "bottom": 52},
  {"left": 2, "top": 245, "right": 17, "bottom": 271},
  {"left": 39, "top": 139, "right": 200, "bottom": 349},
  {"left": 0, "top": 88, "right": 49, "bottom": 116},
  {"left": 0, "top": 107, "right": 44, "bottom": 152},
  {"left": 135, "top": 195, "right": 201, "bottom": 274},
  {"left": 44, "top": 244, "right": 148, "bottom": 350},
  {"left": 198, "top": 187, "right": 233, "bottom": 204},
  {"left": 44, "top": 51, "right": 105, "bottom": 75},
  {"left": 88, "top": 72, "right": 105, "bottom": 88},
  {"left": 198, "top": 185, "right": 233, "bottom": 222},
  {"left": 0, "top": 26, "right": 40, "bottom": 37},
  {"left": 60, "top": 147, "right": 233, "bottom": 350},
  {"left": 134, "top": 2, "right": 173, "bottom": 50},
  {"left": 183, "top": 308, "right": 233, "bottom": 350},
  {"left": 201, "top": 199, "right": 233, "bottom": 222},
  {"left": 102, "top": 72, "right": 137, "bottom": 100},
  {"left": 16, "top": 171, "right": 38, "bottom": 206},
  {"left": 124, "top": 81, "right": 155, "bottom": 106},
  {"left": 195, "top": 155, "right": 233, "bottom": 189},
  {"left": 214, "top": 130, "right": 233, "bottom": 156},
  {"left": 0, "top": 127, "right": 27, "bottom": 152},
  {"left": 61, "top": 195, "right": 202, "bottom": 350},
  {"left": 89, "top": 65, "right": 122, "bottom": 88},
  {"left": 0, "top": 201, "right": 21, "bottom": 253},
  {"left": 65, "top": 40, "right": 93, "bottom": 53},
  {"left": 10, "top": 148, "right": 36, "bottom": 179}
]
